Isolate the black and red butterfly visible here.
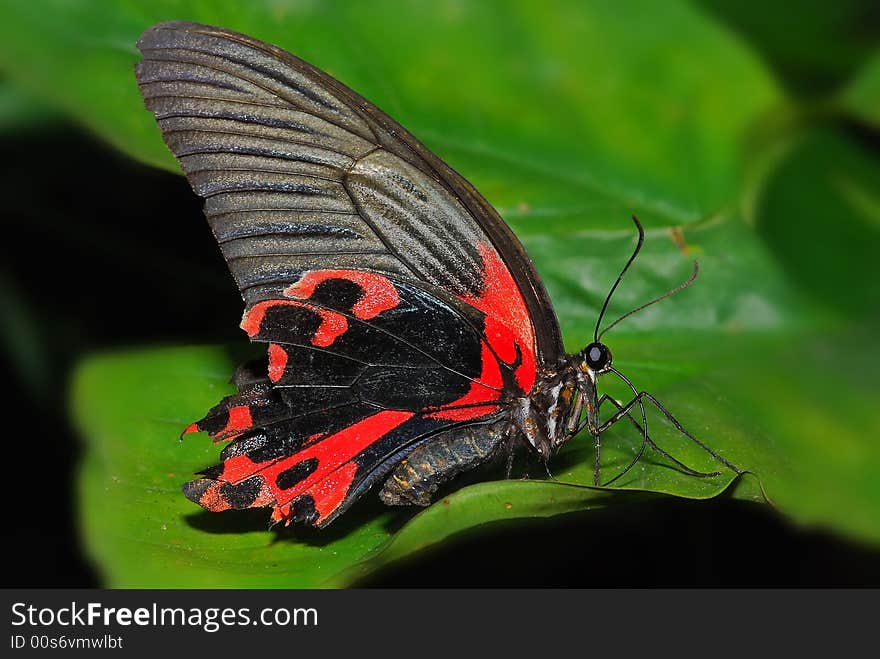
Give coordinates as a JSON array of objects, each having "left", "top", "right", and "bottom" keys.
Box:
[{"left": 135, "top": 22, "right": 740, "bottom": 528}]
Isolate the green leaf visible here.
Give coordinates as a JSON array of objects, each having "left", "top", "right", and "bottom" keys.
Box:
[
  {"left": 754, "top": 128, "right": 880, "bottom": 315},
  {"left": 4, "top": 0, "right": 876, "bottom": 584},
  {"left": 842, "top": 50, "right": 880, "bottom": 127},
  {"left": 0, "top": 81, "right": 58, "bottom": 133},
  {"left": 695, "top": 0, "right": 880, "bottom": 98}
]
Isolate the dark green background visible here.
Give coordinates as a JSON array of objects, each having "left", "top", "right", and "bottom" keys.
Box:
[{"left": 0, "top": 0, "right": 878, "bottom": 586}]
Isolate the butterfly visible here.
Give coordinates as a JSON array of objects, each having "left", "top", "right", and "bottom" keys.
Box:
[{"left": 135, "top": 21, "right": 740, "bottom": 528}]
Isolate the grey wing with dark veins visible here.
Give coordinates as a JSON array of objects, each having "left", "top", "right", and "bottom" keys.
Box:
[{"left": 135, "top": 21, "right": 563, "bottom": 366}]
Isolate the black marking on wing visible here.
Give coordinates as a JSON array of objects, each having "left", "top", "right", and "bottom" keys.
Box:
[{"left": 250, "top": 279, "right": 495, "bottom": 406}]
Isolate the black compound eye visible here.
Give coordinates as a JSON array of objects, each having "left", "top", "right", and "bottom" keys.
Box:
[{"left": 584, "top": 342, "right": 611, "bottom": 371}]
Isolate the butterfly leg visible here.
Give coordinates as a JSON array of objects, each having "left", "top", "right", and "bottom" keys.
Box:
[
  {"left": 505, "top": 432, "right": 517, "bottom": 479},
  {"left": 597, "top": 395, "right": 721, "bottom": 486},
  {"left": 597, "top": 391, "right": 742, "bottom": 475},
  {"left": 379, "top": 420, "right": 509, "bottom": 507},
  {"left": 502, "top": 424, "right": 537, "bottom": 480}
]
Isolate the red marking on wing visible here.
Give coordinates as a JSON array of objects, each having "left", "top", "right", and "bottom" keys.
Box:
[
  {"left": 308, "top": 462, "right": 359, "bottom": 524},
  {"left": 285, "top": 270, "right": 400, "bottom": 319},
  {"left": 206, "top": 404, "right": 254, "bottom": 443},
  {"left": 209, "top": 410, "right": 414, "bottom": 523},
  {"left": 309, "top": 308, "right": 348, "bottom": 347},
  {"left": 267, "top": 343, "right": 288, "bottom": 383},
  {"left": 242, "top": 273, "right": 402, "bottom": 388},
  {"left": 196, "top": 480, "right": 274, "bottom": 513},
  {"left": 194, "top": 484, "right": 229, "bottom": 512},
  {"left": 426, "top": 341, "right": 504, "bottom": 421},
  {"left": 457, "top": 243, "right": 537, "bottom": 393},
  {"left": 240, "top": 299, "right": 348, "bottom": 347},
  {"left": 226, "top": 405, "right": 253, "bottom": 432},
  {"left": 425, "top": 402, "right": 501, "bottom": 422},
  {"left": 271, "top": 461, "right": 360, "bottom": 525}
]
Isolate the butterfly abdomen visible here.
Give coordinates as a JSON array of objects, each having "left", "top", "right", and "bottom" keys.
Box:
[{"left": 379, "top": 421, "right": 508, "bottom": 507}]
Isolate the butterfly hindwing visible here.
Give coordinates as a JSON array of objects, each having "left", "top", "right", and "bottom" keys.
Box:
[{"left": 182, "top": 271, "right": 512, "bottom": 526}]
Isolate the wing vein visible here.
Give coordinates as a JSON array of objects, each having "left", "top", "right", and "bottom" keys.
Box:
[
  {"left": 141, "top": 44, "right": 378, "bottom": 144},
  {"left": 225, "top": 249, "right": 388, "bottom": 263},
  {"left": 157, "top": 126, "right": 356, "bottom": 161}
]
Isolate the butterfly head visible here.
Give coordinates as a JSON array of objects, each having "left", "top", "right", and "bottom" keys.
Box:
[
  {"left": 581, "top": 341, "right": 613, "bottom": 376},
  {"left": 560, "top": 215, "right": 700, "bottom": 443}
]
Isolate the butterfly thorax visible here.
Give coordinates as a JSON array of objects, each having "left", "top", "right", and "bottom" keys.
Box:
[{"left": 512, "top": 355, "right": 597, "bottom": 459}]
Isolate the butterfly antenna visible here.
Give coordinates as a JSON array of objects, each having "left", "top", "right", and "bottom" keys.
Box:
[
  {"left": 594, "top": 215, "right": 645, "bottom": 342},
  {"left": 598, "top": 259, "right": 699, "bottom": 341}
]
